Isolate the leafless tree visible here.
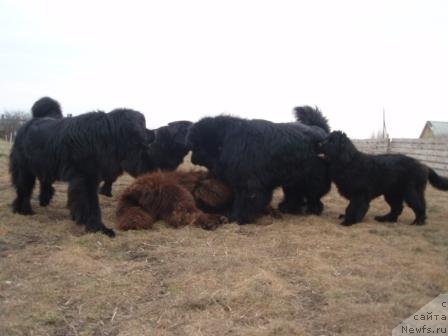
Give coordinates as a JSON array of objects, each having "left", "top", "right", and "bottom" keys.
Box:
[{"left": 0, "top": 110, "right": 30, "bottom": 142}]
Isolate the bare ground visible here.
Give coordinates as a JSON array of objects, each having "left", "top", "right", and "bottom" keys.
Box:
[{"left": 0, "top": 140, "right": 447, "bottom": 336}]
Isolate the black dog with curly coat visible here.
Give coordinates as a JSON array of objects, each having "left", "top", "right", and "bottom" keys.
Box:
[
  {"left": 10, "top": 108, "right": 152, "bottom": 237},
  {"left": 187, "top": 107, "right": 331, "bottom": 224},
  {"left": 318, "top": 131, "right": 448, "bottom": 226},
  {"left": 98, "top": 120, "right": 192, "bottom": 196}
]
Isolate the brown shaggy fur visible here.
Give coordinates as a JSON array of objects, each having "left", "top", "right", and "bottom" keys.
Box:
[{"left": 116, "top": 171, "right": 233, "bottom": 231}]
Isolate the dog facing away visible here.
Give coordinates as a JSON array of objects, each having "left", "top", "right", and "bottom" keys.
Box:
[
  {"left": 99, "top": 120, "right": 192, "bottom": 197},
  {"left": 10, "top": 108, "right": 152, "bottom": 237},
  {"left": 31, "top": 96, "right": 63, "bottom": 119},
  {"left": 116, "top": 171, "right": 233, "bottom": 231},
  {"left": 187, "top": 106, "right": 331, "bottom": 224},
  {"left": 318, "top": 131, "right": 448, "bottom": 225}
]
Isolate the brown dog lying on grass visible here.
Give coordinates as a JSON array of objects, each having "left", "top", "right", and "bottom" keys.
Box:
[{"left": 116, "top": 171, "right": 234, "bottom": 231}]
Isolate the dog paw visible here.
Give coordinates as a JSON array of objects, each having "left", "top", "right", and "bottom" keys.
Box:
[
  {"left": 13, "top": 207, "right": 35, "bottom": 215},
  {"left": 102, "top": 227, "right": 116, "bottom": 237},
  {"left": 411, "top": 218, "right": 426, "bottom": 226},
  {"left": 86, "top": 226, "right": 116, "bottom": 237},
  {"left": 375, "top": 215, "right": 397, "bottom": 223},
  {"left": 19, "top": 209, "right": 35, "bottom": 215},
  {"left": 338, "top": 214, "right": 345, "bottom": 219},
  {"left": 340, "top": 220, "right": 354, "bottom": 226}
]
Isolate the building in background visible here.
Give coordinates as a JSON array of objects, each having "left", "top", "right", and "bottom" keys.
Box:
[{"left": 419, "top": 121, "right": 448, "bottom": 139}]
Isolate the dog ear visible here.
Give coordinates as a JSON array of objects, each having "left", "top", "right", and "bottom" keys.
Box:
[{"left": 338, "top": 133, "right": 356, "bottom": 164}]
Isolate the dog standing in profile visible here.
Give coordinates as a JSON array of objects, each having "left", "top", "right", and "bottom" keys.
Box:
[
  {"left": 10, "top": 106, "right": 153, "bottom": 237},
  {"left": 99, "top": 120, "right": 192, "bottom": 197},
  {"left": 116, "top": 171, "right": 233, "bottom": 231},
  {"left": 318, "top": 131, "right": 448, "bottom": 225},
  {"left": 187, "top": 106, "right": 331, "bottom": 224}
]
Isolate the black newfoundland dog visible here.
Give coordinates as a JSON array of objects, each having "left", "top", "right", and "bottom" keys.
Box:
[
  {"left": 10, "top": 107, "right": 153, "bottom": 237},
  {"left": 99, "top": 120, "right": 192, "bottom": 196},
  {"left": 187, "top": 106, "right": 331, "bottom": 224},
  {"left": 318, "top": 131, "right": 448, "bottom": 225}
]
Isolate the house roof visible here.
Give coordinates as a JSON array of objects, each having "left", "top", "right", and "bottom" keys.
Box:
[{"left": 421, "top": 121, "right": 448, "bottom": 137}]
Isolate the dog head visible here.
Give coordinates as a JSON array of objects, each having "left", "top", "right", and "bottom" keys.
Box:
[
  {"left": 107, "top": 108, "right": 155, "bottom": 176},
  {"left": 146, "top": 120, "right": 193, "bottom": 170},
  {"left": 187, "top": 116, "right": 230, "bottom": 171},
  {"left": 318, "top": 131, "right": 357, "bottom": 164},
  {"left": 31, "top": 97, "right": 63, "bottom": 119}
]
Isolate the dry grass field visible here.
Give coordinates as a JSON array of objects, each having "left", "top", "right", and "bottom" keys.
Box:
[{"left": 1, "top": 140, "right": 447, "bottom": 336}]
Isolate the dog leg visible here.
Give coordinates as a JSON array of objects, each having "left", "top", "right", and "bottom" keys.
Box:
[
  {"left": 68, "top": 175, "right": 115, "bottom": 237},
  {"left": 404, "top": 188, "right": 427, "bottom": 225},
  {"left": 306, "top": 197, "right": 324, "bottom": 215},
  {"left": 39, "top": 180, "right": 55, "bottom": 207},
  {"left": 279, "top": 185, "right": 306, "bottom": 214},
  {"left": 230, "top": 187, "right": 273, "bottom": 224},
  {"left": 12, "top": 169, "right": 36, "bottom": 215},
  {"left": 341, "top": 198, "right": 369, "bottom": 226},
  {"left": 375, "top": 193, "right": 403, "bottom": 223}
]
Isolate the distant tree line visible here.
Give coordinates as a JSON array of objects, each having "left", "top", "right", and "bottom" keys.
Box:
[{"left": 0, "top": 110, "right": 30, "bottom": 142}]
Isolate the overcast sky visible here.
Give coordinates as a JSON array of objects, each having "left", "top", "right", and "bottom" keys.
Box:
[{"left": 1, "top": 0, "right": 447, "bottom": 138}]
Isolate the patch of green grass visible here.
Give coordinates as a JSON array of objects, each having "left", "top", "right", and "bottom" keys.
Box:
[
  {"left": 328, "top": 290, "right": 350, "bottom": 301},
  {"left": 428, "top": 205, "right": 441, "bottom": 214},
  {"left": 412, "top": 246, "right": 424, "bottom": 253},
  {"left": 41, "top": 312, "right": 63, "bottom": 326}
]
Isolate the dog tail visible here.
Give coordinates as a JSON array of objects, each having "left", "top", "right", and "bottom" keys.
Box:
[
  {"left": 31, "top": 97, "right": 63, "bottom": 119},
  {"left": 294, "top": 106, "right": 330, "bottom": 133},
  {"left": 428, "top": 168, "right": 448, "bottom": 191}
]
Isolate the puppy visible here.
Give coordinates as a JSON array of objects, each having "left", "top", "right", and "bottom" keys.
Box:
[
  {"left": 187, "top": 107, "right": 330, "bottom": 224},
  {"left": 10, "top": 107, "right": 153, "bottom": 237},
  {"left": 318, "top": 131, "right": 448, "bottom": 225},
  {"left": 116, "top": 171, "right": 233, "bottom": 230}
]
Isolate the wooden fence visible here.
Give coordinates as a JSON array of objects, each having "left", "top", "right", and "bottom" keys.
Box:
[{"left": 352, "top": 138, "right": 448, "bottom": 177}]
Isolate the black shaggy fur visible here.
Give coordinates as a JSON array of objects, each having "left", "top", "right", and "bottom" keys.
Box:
[
  {"left": 98, "top": 120, "right": 192, "bottom": 196},
  {"left": 10, "top": 108, "right": 152, "bottom": 237},
  {"left": 318, "top": 131, "right": 448, "bottom": 226},
  {"left": 187, "top": 107, "right": 331, "bottom": 224},
  {"left": 148, "top": 121, "right": 193, "bottom": 170},
  {"left": 31, "top": 97, "right": 63, "bottom": 119},
  {"left": 97, "top": 128, "right": 155, "bottom": 197},
  {"left": 279, "top": 106, "right": 331, "bottom": 215}
]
